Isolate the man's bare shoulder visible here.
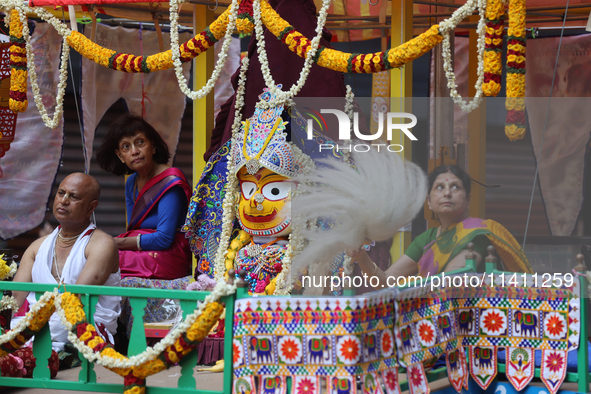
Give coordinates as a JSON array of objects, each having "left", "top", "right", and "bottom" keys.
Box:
[{"left": 88, "top": 229, "right": 117, "bottom": 250}]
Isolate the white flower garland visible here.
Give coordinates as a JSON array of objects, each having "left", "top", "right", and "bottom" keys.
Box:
[
  {"left": 54, "top": 281, "right": 236, "bottom": 369},
  {"left": 169, "top": 0, "right": 239, "bottom": 100},
  {"left": 0, "top": 260, "right": 17, "bottom": 281},
  {"left": 0, "top": 1, "right": 73, "bottom": 130},
  {"left": 0, "top": 290, "right": 56, "bottom": 346},
  {"left": 252, "top": 0, "right": 332, "bottom": 108},
  {"left": 438, "top": 0, "right": 487, "bottom": 113},
  {"left": 213, "top": 56, "right": 250, "bottom": 283},
  {"left": 18, "top": 6, "right": 70, "bottom": 130},
  {"left": 0, "top": 295, "right": 18, "bottom": 313}
]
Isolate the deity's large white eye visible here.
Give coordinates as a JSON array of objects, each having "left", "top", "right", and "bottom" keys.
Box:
[
  {"left": 240, "top": 181, "right": 257, "bottom": 199},
  {"left": 261, "top": 182, "right": 291, "bottom": 201}
]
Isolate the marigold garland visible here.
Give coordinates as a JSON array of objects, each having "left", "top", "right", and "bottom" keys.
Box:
[
  {"left": 259, "top": 0, "right": 443, "bottom": 73},
  {"left": 9, "top": 9, "right": 28, "bottom": 113},
  {"left": 58, "top": 0, "right": 442, "bottom": 76},
  {"left": 66, "top": 6, "right": 233, "bottom": 73},
  {"left": 0, "top": 292, "right": 56, "bottom": 358},
  {"left": 505, "top": 0, "right": 526, "bottom": 141},
  {"left": 58, "top": 291, "right": 224, "bottom": 394},
  {"left": 0, "top": 253, "right": 17, "bottom": 281},
  {"left": 482, "top": 0, "right": 504, "bottom": 97}
]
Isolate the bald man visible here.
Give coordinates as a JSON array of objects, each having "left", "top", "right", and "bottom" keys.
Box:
[{"left": 13, "top": 173, "right": 121, "bottom": 350}]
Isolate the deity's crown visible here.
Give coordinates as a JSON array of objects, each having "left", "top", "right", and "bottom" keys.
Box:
[{"left": 232, "top": 86, "right": 302, "bottom": 178}]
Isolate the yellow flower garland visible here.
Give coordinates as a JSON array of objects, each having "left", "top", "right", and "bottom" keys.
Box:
[
  {"left": 9, "top": 9, "right": 28, "bottom": 113},
  {"left": 482, "top": 0, "right": 504, "bottom": 97},
  {"left": 62, "top": 0, "right": 441, "bottom": 75},
  {"left": 66, "top": 6, "right": 234, "bottom": 73},
  {"left": 0, "top": 292, "right": 56, "bottom": 358},
  {"left": 225, "top": 230, "right": 251, "bottom": 275},
  {"left": 60, "top": 292, "right": 224, "bottom": 394},
  {"left": 259, "top": 0, "right": 442, "bottom": 73},
  {"left": 505, "top": 0, "right": 526, "bottom": 141}
]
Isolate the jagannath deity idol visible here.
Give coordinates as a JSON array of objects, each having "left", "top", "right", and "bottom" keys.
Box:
[
  {"left": 182, "top": 84, "right": 356, "bottom": 295},
  {"left": 226, "top": 88, "right": 302, "bottom": 294}
]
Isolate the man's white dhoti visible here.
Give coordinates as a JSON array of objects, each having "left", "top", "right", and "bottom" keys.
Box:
[{"left": 13, "top": 223, "right": 121, "bottom": 351}]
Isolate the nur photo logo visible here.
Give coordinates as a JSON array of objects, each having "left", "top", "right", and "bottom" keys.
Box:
[{"left": 304, "top": 108, "right": 418, "bottom": 153}]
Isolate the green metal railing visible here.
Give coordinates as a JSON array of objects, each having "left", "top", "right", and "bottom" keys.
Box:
[{"left": 0, "top": 281, "right": 238, "bottom": 393}]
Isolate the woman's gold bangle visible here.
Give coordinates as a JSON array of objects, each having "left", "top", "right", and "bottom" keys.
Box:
[{"left": 372, "top": 262, "right": 378, "bottom": 275}]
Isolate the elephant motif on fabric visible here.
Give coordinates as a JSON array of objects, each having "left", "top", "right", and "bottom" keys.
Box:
[
  {"left": 437, "top": 314, "right": 454, "bottom": 341},
  {"left": 250, "top": 337, "right": 274, "bottom": 364},
  {"left": 261, "top": 376, "right": 282, "bottom": 394},
  {"left": 473, "top": 346, "right": 493, "bottom": 369},
  {"left": 457, "top": 309, "right": 475, "bottom": 334},
  {"left": 513, "top": 311, "right": 538, "bottom": 337},
  {"left": 331, "top": 377, "right": 353, "bottom": 394},
  {"left": 399, "top": 325, "right": 416, "bottom": 353},
  {"left": 308, "top": 336, "right": 331, "bottom": 363},
  {"left": 448, "top": 348, "right": 459, "bottom": 372},
  {"left": 364, "top": 333, "right": 378, "bottom": 361}
]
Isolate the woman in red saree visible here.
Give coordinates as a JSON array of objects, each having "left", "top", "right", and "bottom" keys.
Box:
[{"left": 96, "top": 113, "right": 192, "bottom": 280}]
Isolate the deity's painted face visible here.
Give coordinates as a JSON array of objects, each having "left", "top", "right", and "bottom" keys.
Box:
[{"left": 237, "top": 167, "right": 292, "bottom": 237}]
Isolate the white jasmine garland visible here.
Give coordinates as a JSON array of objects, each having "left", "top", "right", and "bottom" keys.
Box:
[
  {"left": 341, "top": 84, "right": 355, "bottom": 163},
  {"left": 18, "top": 5, "right": 71, "bottom": 130},
  {"left": 0, "top": 261, "right": 17, "bottom": 281},
  {"left": 213, "top": 56, "right": 249, "bottom": 283},
  {"left": 0, "top": 290, "right": 57, "bottom": 345},
  {"left": 0, "top": 295, "right": 18, "bottom": 313},
  {"left": 169, "top": 0, "right": 239, "bottom": 100},
  {"left": 253, "top": 0, "right": 332, "bottom": 109},
  {"left": 438, "top": 0, "right": 487, "bottom": 113},
  {"left": 54, "top": 281, "right": 236, "bottom": 369}
]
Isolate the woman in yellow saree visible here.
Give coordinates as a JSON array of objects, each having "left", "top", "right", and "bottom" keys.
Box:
[{"left": 350, "top": 165, "right": 532, "bottom": 285}]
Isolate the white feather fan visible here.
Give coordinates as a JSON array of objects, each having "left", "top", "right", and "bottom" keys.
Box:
[{"left": 291, "top": 148, "right": 427, "bottom": 273}]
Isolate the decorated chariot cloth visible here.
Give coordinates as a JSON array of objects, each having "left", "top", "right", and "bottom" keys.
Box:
[
  {"left": 414, "top": 218, "right": 533, "bottom": 277},
  {"left": 11, "top": 224, "right": 121, "bottom": 350},
  {"left": 232, "top": 272, "right": 580, "bottom": 394},
  {"left": 118, "top": 168, "right": 192, "bottom": 280}
]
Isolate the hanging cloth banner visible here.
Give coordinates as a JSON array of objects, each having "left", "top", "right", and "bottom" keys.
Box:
[
  {"left": 506, "top": 347, "right": 534, "bottom": 391},
  {"left": 328, "top": 376, "right": 357, "bottom": 394},
  {"left": 525, "top": 35, "right": 591, "bottom": 236},
  {"left": 233, "top": 376, "right": 257, "bottom": 394},
  {"left": 407, "top": 363, "right": 429, "bottom": 394},
  {"left": 80, "top": 24, "right": 191, "bottom": 172},
  {"left": 469, "top": 346, "right": 497, "bottom": 390},
  {"left": 292, "top": 376, "right": 320, "bottom": 394},
  {"left": 541, "top": 349, "right": 568, "bottom": 394},
  {"left": 362, "top": 372, "right": 384, "bottom": 394},
  {"left": 0, "top": 24, "right": 64, "bottom": 240},
  {"left": 446, "top": 347, "right": 467, "bottom": 393},
  {"left": 380, "top": 367, "right": 401, "bottom": 394},
  {"left": 258, "top": 375, "right": 286, "bottom": 394},
  {"left": 461, "top": 346, "right": 469, "bottom": 391}
]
